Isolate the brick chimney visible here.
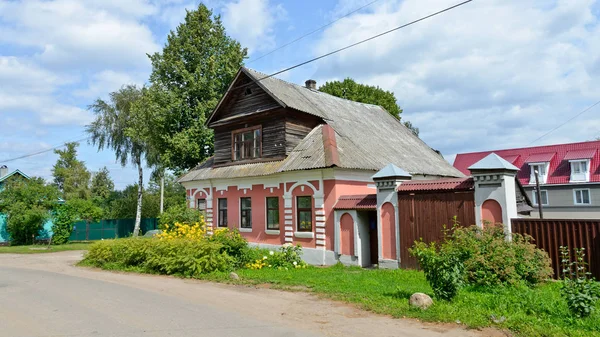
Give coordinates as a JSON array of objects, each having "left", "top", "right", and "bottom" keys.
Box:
[
  {"left": 305, "top": 79, "right": 316, "bottom": 90},
  {"left": 0, "top": 165, "right": 8, "bottom": 178}
]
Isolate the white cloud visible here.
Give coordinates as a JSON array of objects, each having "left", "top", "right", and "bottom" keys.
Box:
[
  {"left": 74, "top": 70, "right": 145, "bottom": 99},
  {"left": 312, "top": 0, "right": 600, "bottom": 154},
  {"left": 0, "top": 93, "right": 92, "bottom": 126},
  {"left": 222, "top": 0, "right": 287, "bottom": 54},
  {"left": 0, "top": 0, "right": 160, "bottom": 70}
]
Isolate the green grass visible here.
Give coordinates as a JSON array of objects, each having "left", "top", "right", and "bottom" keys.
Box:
[
  {"left": 198, "top": 265, "right": 600, "bottom": 337},
  {"left": 0, "top": 242, "right": 92, "bottom": 254}
]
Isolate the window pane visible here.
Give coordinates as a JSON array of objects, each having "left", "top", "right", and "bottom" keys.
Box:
[
  {"left": 241, "top": 198, "right": 251, "bottom": 209},
  {"left": 197, "top": 199, "right": 206, "bottom": 210},
  {"left": 541, "top": 191, "right": 548, "bottom": 205},
  {"left": 219, "top": 199, "right": 227, "bottom": 209},
  {"left": 267, "top": 210, "right": 279, "bottom": 229},
  {"left": 267, "top": 197, "right": 278, "bottom": 208},
  {"left": 582, "top": 190, "right": 590, "bottom": 204},
  {"left": 582, "top": 161, "right": 587, "bottom": 172},
  {"left": 298, "top": 196, "right": 311, "bottom": 208},
  {"left": 298, "top": 211, "right": 312, "bottom": 231},
  {"left": 576, "top": 191, "right": 582, "bottom": 204}
]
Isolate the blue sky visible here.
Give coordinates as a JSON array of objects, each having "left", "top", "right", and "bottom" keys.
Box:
[{"left": 1, "top": 0, "right": 600, "bottom": 189}]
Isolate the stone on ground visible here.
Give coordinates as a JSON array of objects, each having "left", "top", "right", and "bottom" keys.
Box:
[
  {"left": 409, "top": 293, "right": 433, "bottom": 310},
  {"left": 229, "top": 272, "right": 240, "bottom": 280}
]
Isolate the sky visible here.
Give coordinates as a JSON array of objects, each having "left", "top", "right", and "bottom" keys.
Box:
[{"left": 1, "top": 0, "right": 600, "bottom": 189}]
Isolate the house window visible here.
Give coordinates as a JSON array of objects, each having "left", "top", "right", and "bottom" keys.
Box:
[
  {"left": 197, "top": 199, "right": 206, "bottom": 213},
  {"left": 296, "top": 196, "right": 312, "bottom": 232},
  {"left": 529, "top": 163, "right": 548, "bottom": 184},
  {"left": 570, "top": 160, "right": 590, "bottom": 182},
  {"left": 233, "top": 126, "right": 261, "bottom": 161},
  {"left": 240, "top": 197, "right": 252, "bottom": 229},
  {"left": 574, "top": 189, "right": 591, "bottom": 205},
  {"left": 532, "top": 190, "right": 549, "bottom": 206},
  {"left": 244, "top": 87, "right": 253, "bottom": 96},
  {"left": 266, "top": 197, "right": 279, "bottom": 230},
  {"left": 218, "top": 198, "right": 228, "bottom": 227}
]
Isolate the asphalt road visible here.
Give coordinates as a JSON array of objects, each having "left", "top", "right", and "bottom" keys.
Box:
[{"left": 0, "top": 252, "right": 496, "bottom": 337}]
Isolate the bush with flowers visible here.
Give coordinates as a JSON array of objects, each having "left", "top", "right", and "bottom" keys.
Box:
[
  {"left": 246, "top": 244, "right": 308, "bottom": 270},
  {"left": 157, "top": 222, "right": 207, "bottom": 241}
]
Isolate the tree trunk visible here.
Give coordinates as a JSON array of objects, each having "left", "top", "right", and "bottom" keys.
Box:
[
  {"left": 133, "top": 159, "right": 143, "bottom": 237},
  {"left": 160, "top": 171, "right": 164, "bottom": 214}
]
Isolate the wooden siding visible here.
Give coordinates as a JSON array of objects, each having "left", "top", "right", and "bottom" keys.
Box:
[
  {"left": 512, "top": 218, "right": 600, "bottom": 279},
  {"left": 398, "top": 190, "right": 476, "bottom": 269},
  {"left": 285, "top": 112, "right": 321, "bottom": 155},
  {"left": 213, "top": 112, "right": 286, "bottom": 165},
  {"left": 210, "top": 73, "right": 281, "bottom": 124}
]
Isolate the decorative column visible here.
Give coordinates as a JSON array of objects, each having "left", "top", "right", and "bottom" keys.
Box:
[
  {"left": 314, "top": 192, "right": 326, "bottom": 250},
  {"left": 283, "top": 195, "right": 294, "bottom": 244},
  {"left": 372, "top": 164, "right": 411, "bottom": 269},
  {"left": 468, "top": 153, "right": 519, "bottom": 238},
  {"left": 205, "top": 194, "right": 214, "bottom": 235}
]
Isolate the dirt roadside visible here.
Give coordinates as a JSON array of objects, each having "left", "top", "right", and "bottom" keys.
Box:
[{"left": 0, "top": 251, "right": 509, "bottom": 337}]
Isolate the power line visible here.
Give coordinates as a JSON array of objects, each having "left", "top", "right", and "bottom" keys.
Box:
[
  {"left": 528, "top": 99, "right": 600, "bottom": 145},
  {"left": 231, "top": 0, "right": 473, "bottom": 93},
  {"left": 247, "top": 0, "right": 381, "bottom": 64},
  {"left": 0, "top": 136, "right": 90, "bottom": 165}
]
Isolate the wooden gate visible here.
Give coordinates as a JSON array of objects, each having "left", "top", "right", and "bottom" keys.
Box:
[{"left": 398, "top": 190, "right": 476, "bottom": 269}]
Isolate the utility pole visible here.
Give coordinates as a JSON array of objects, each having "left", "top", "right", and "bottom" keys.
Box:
[
  {"left": 160, "top": 172, "right": 164, "bottom": 214},
  {"left": 534, "top": 169, "right": 544, "bottom": 219}
]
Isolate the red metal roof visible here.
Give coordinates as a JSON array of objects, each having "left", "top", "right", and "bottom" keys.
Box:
[
  {"left": 333, "top": 194, "right": 377, "bottom": 210},
  {"left": 564, "top": 149, "right": 597, "bottom": 160},
  {"left": 397, "top": 177, "right": 474, "bottom": 192},
  {"left": 453, "top": 140, "right": 600, "bottom": 185},
  {"left": 503, "top": 155, "right": 520, "bottom": 164},
  {"left": 524, "top": 153, "right": 555, "bottom": 163}
]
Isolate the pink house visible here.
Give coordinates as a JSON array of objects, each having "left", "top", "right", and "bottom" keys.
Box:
[{"left": 178, "top": 67, "right": 464, "bottom": 265}]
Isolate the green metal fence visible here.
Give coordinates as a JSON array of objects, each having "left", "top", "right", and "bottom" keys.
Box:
[{"left": 69, "top": 218, "right": 159, "bottom": 241}]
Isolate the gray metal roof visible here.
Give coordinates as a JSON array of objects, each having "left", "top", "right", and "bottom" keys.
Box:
[
  {"left": 179, "top": 68, "right": 465, "bottom": 182},
  {"left": 468, "top": 153, "right": 519, "bottom": 171},
  {"left": 372, "top": 164, "right": 412, "bottom": 180}
]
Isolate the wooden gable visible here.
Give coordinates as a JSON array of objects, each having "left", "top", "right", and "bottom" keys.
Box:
[{"left": 208, "top": 71, "right": 283, "bottom": 127}]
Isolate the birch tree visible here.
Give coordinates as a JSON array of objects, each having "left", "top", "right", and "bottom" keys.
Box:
[{"left": 87, "top": 85, "right": 148, "bottom": 237}]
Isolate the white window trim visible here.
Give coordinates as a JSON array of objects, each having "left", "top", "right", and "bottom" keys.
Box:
[
  {"left": 239, "top": 197, "right": 252, "bottom": 231},
  {"left": 529, "top": 162, "right": 549, "bottom": 184},
  {"left": 573, "top": 189, "right": 592, "bottom": 206},
  {"left": 532, "top": 190, "right": 549, "bottom": 206},
  {"left": 265, "top": 196, "right": 280, "bottom": 234},
  {"left": 569, "top": 159, "right": 590, "bottom": 183}
]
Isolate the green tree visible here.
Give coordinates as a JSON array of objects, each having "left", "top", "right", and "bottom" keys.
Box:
[
  {"left": 51, "top": 198, "right": 102, "bottom": 244},
  {"left": 87, "top": 85, "right": 149, "bottom": 237},
  {"left": 91, "top": 166, "right": 114, "bottom": 200},
  {"left": 142, "top": 4, "right": 247, "bottom": 172},
  {"left": 0, "top": 177, "right": 59, "bottom": 245},
  {"left": 52, "top": 142, "right": 91, "bottom": 200},
  {"left": 105, "top": 184, "right": 160, "bottom": 220},
  {"left": 146, "top": 172, "right": 185, "bottom": 211},
  {"left": 319, "top": 78, "right": 419, "bottom": 136}
]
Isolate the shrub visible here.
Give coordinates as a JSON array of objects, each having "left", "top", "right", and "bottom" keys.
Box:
[
  {"left": 81, "top": 237, "right": 236, "bottom": 275},
  {"left": 145, "top": 239, "right": 234, "bottom": 276},
  {"left": 246, "top": 244, "right": 308, "bottom": 270},
  {"left": 560, "top": 246, "right": 600, "bottom": 318},
  {"left": 410, "top": 222, "right": 553, "bottom": 298},
  {"left": 449, "top": 225, "right": 553, "bottom": 287},
  {"left": 410, "top": 240, "right": 463, "bottom": 301},
  {"left": 158, "top": 204, "right": 203, "bottom": 228},
  {"left": 208, "top": 228, "right": 249, "bottom": 267}
]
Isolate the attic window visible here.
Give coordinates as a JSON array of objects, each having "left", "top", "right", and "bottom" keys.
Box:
[
  {"left": 232, "top": 126, "right": 261, "bottom": 161},
  {"left": 244, "top": 87, "right": 253, "bottom": 96}
]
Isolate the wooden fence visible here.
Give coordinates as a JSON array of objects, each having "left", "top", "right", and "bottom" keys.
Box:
[
  {"left": 398, "top": 190, "right": 476, "bottom": 269},
  {"left": 512, "top": 218, "right": 600, "bottom": 280}
]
